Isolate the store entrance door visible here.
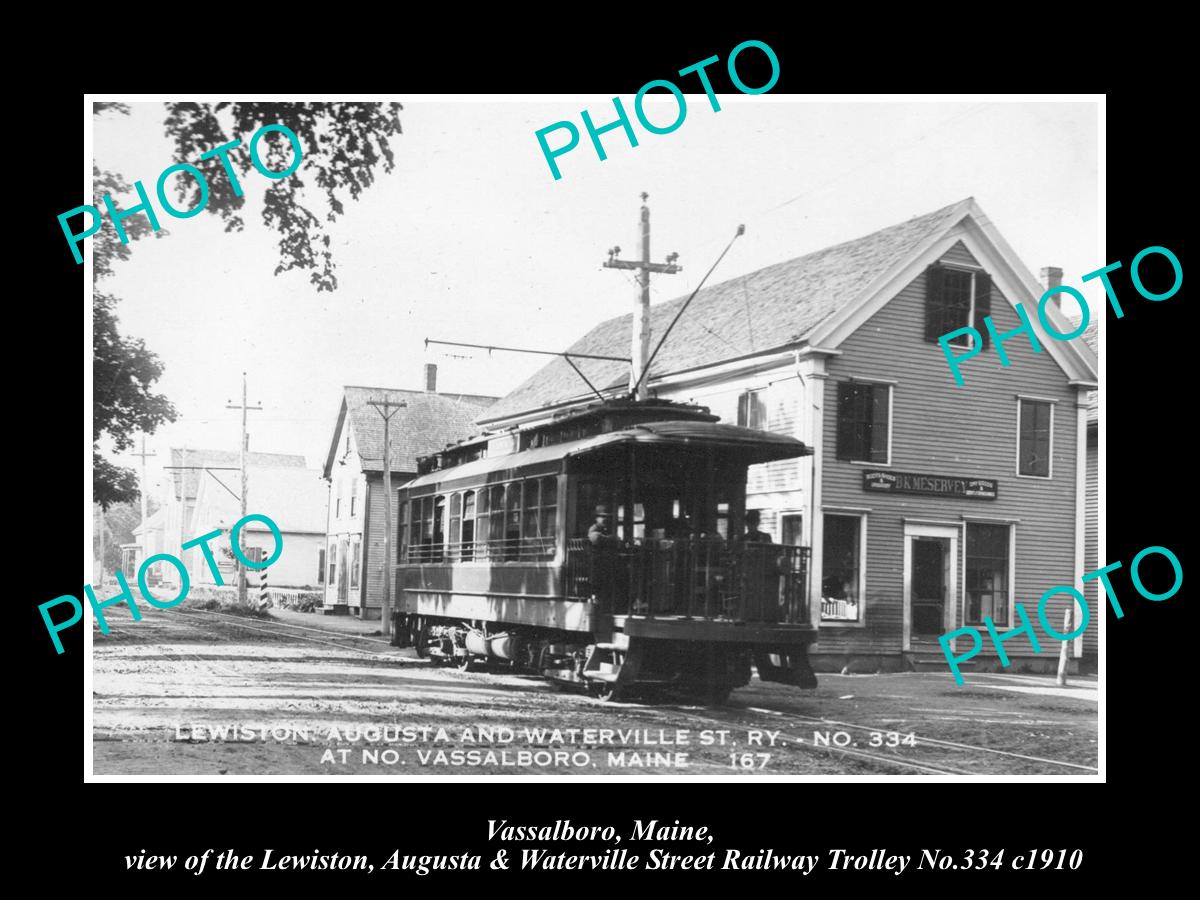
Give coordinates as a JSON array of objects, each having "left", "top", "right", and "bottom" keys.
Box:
[{"left": 902, "top": 524, "right": 959, "bottom": 651}]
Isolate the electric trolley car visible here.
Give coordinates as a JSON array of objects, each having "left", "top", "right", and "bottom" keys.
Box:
[{"left": 390, "top": 398, "right": 817, "bottom": 703}]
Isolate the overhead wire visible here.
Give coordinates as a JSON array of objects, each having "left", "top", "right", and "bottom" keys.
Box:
[{"left": 648, "top": 103, "right": 996, "bottom": 356}]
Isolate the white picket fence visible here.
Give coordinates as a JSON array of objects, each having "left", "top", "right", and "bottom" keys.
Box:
[{"left": 193, "top": 584, "right": 320, "bottom": 610}]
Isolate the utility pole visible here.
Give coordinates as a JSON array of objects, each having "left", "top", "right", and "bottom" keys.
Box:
[
  {"left": 366, "top": 396, "right": 407, "bottom": 637},
  {"left": 132, "top": 436, "right": 156, "bottom": 569},
  {"left": 226, "top": 372, "right": 263, "bottom": 605},
  {"left": 603, "top": 192, "right": 681, "bottom": 400},
  {"left": 95, "top": 502, "right": 105, "bottom": 587}
]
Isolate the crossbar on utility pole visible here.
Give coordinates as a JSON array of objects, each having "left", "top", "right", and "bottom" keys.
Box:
[
  {"left": 603, "top": 192, "right": 682, "bottom": 400},
  {"left": 226, "top": 372, "right": 263, "bottom": 605},
  {"left": 367, "top": 397, "right": 407, "bottom": 637}
]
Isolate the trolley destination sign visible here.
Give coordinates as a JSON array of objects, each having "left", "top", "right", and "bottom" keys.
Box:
[{"left": 862, "top": 470, "right": 998, "bottom": 500}]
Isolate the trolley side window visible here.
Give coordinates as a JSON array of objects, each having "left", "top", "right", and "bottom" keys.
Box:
[
  {"left": 476, "top": 487, "right": 491, "bottom": 556},
  {"left": 448, "top": 493, "right": 462, "bottom": 561},
  {"left": 461, "top": 490, "right": 476, "bottom": 560},
  {"left": 518, "top": 475, "right": 559, "bottom": 560},
  {"left": 504, "top": 482, "right": 522, "bottom": 560},
  {"left": 540, "top": 475, "right": 558, "bottom": 555},
  {"left": 432, "top": 496, "right": 446, "bottom": 562},
  {"left": 489, "top": 485, "right": 505, "bottom": 559},
  {"left": 522, "top": 478, "right": 540, "bottom": 547},
  {"left": 398, "top": 500, "right": 408, "bottom": 563}
]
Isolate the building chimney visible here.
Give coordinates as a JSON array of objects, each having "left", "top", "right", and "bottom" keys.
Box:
[
  {"left": 1040, "top": 266, "right": 1064, "bottom": 305},
  {"left": 424, "top": 363, "right": 437, "bottom": 393}
]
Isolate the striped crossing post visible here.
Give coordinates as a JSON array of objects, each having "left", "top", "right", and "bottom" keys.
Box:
[{"left": 254, "top": 547, "right": 271, "bottom": 608}]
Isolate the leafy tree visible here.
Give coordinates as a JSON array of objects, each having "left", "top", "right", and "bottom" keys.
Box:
[
  {"left": 92, "top": 102, "right": 404, "bottom": 504},
  {"left": 93, "top": 292, "right": 177, "bottom": 508},
  {"left": 92, "top": 165, "right": 167, "bottom": 280},
  {"left": 162, "top": 102, "right": 404, "bottom": 291}
]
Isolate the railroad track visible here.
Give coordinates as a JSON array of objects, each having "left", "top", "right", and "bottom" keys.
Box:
[
  {"left": 633, "top": 697, "right": 1099, "bottom": 777},
  {"left": 160, "top": 610, "right": 1096, "bottom": 777},
  {"left": 178, "top": 608, "right": 401, "bottom": 659}
]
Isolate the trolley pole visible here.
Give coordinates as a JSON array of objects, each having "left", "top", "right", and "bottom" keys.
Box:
[
  {"left": 367, "top": 397, "right": 407, "bottom": 637},
  {"left": 603, "top": 193, "right": 682, "bottom": 400},
  {"left": 226, "top": 373, "right": 263, "bottom": 606}
]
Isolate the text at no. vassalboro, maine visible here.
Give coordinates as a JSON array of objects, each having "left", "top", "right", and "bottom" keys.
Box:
[
  {"left": 59, "top": 124, "right": 304, "bottom": 264},
  {"left": 42, "top": 512, "right": 282, "bottom": 654},
  {"left": 535, "top": 40, "right": 780, "bottom": 181},
  {"left": 938, "top": 245, "right": 1182, "bottom": 386}
]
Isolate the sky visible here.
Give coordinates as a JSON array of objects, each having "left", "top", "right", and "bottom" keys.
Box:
[{"left": 91, "top": 98, "right": 1100, "bottom": 497}]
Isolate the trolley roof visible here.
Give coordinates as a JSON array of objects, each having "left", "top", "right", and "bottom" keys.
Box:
[{"left": 401, "top": 420, "right": 812, "bottom": 491}]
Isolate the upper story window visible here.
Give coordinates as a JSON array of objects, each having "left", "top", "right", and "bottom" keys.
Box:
[
  {"left": 836, "top": 381, "right": 891, "bottom": 464},
  {"left": 1017, "top": 398, "right": 1054, "bottom": 477},
  {"left": 737, "top": 389, "right": 767, "bottom": 430},
  {"left": 925, "top": 263, "right": 992, "bottom": 348},
  {"left": 350, "top": 478, "right": 358, "bottom": 516}
]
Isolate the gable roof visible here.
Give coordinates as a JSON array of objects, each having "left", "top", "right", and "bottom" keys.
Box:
[
  {"left": 480, "top": 201, "right": 969, "bottom": 424},
  {"left": 131, "top": 506, "right": 165, "bottom": 537},
  {"left": 478, "top": 198, "right": 1098, "bottom": 425},
  {"left": 1084, "top": 321, "right": 1098, "bottom": 425},
  {"left": 323, "top": 387, "right": 498, "bottom": 478},
  {"left": 168, "top": 447, "right": 306, "bottom": 501},
  {"left": 192, "top": 466, "right": 328, "bottom": 534}
]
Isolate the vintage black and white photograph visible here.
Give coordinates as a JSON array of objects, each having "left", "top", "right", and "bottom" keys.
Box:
[{"left": 85, "top": 95, "right": 1101, "bottom": 778}]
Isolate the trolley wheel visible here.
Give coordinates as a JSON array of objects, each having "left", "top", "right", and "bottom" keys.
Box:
[
  {"left": 703, "top": 685, "right": 733, "bottom": 706},
  {"left": 411, "top": 617, "right": 428, "bottom": 659},
  {"left": 587, "top": 679, "right": 623, "bottom": 703}
]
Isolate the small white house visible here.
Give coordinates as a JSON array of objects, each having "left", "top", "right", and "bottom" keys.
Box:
[{"left": 187, "top": 466, "right": 329, "bottom": 589}]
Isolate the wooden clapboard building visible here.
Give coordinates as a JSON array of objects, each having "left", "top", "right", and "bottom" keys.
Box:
[
  {"left": 1082, "top": 322, "right": 1098, "bottom": 673},
  {"left": 320, "top": 367, "right": 497, "bottom": 617},
  {"left": 475, "top": 198, "right": 1098, "bottom": 671}
]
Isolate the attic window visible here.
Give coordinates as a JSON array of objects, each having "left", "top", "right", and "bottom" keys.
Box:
[
  {"left": 925, "top": 263, "right": 991, "bottom": 349},
  {"left": 737, "top": 389, "right": 767, "bottom": 431}
]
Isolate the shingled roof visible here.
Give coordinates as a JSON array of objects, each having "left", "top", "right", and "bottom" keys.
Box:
[
  {"left": 325, "top": 386, "right": 498, "bottom": 478},
  {"left": 479, "top": 200, "right": 972, "bottom": 424},
  {"left": 168, "top": 447, "right": 306, "bottom": 501}
]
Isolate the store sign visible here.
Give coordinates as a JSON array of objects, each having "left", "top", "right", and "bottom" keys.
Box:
[{"left": 862, "top": 470, "right": 998, "bottom": 500}]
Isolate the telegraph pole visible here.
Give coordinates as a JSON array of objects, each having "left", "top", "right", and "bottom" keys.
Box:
[
  {"left": 132, "top": 436, "right": 156, "bottom": 565},
  {"left": 226, "top": 373, "right": 263, "bottom": 605},
  {"left": 603, "top": 193, "right": 682, "bottom": 399},
  {"left": 367, "top": 396, "right": 407, "bottom": 637},
  {"left": 95, "top": 503, "right": 105, "bottom": 588}
]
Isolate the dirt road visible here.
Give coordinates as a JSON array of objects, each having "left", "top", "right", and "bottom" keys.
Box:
[{"left": 91, "top": 604, "right": 1098, "bottom": 776}]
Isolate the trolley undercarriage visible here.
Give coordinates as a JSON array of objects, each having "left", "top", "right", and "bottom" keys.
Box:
[{"left": 391, "top": 611, "right": 816, "bottom": 703}]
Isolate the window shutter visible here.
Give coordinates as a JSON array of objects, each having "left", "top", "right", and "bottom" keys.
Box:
[
  {"left": 870, "top": 385, "right": 889, "bottom": 462},
  {"left": 836, "top": 383, "right": 857, "bottom": 460},
  {"left": 924, "top": 263, "right": 945, "bottom": 342},
  {"left": 737, "top": 391, "right": 749, "bottom": 427},
  {"left": 974, "top": 271, "right": 992, "bottom": 349}
]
